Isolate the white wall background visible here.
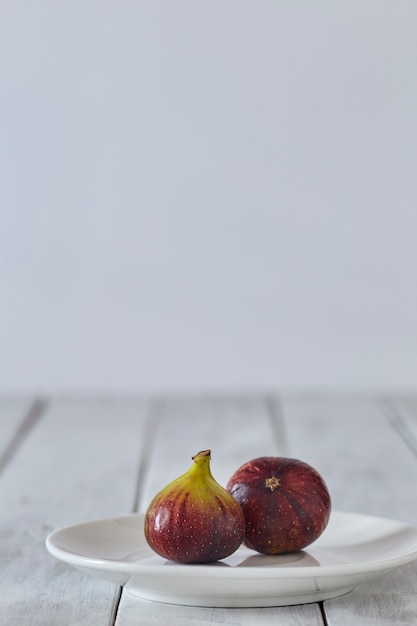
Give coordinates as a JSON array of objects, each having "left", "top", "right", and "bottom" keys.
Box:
[{"left": 1, "top": 1, "right": 416, "bottom": 394}]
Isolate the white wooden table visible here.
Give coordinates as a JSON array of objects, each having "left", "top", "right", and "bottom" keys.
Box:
[{"left": 1, "top": 394, "right": 416, "bottom": 625}]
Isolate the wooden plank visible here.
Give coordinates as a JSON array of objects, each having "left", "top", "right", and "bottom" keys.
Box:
[
  {"left": 323, "top": 560, "right": 417, "bottom": 626},
  {"left": 280, "top": 395, "right": 417, "bottom": 626},
  {"left": 117, "top": 595, "right": 324, "bottom": 626},
  {"left": 281, "top": 395, "right": 417, "bottom": 524},
  {"left": 0, "top": 396, "right": 153, "bottom": 626},
  {"left": 137, "top": 395, "right": 281, "bottom": 510},
  {"left": 115, "top": 395, "right": 324, "bottom": 626}
]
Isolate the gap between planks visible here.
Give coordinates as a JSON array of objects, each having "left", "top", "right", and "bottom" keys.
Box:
[
  {"left": 319, "top": 601, "right": 330, "bottom": 626},
  {"left": 265, "top": 395, "right": 291, "bottom": 456},
  {"left": 131, "top": 398, "right": 164, "bottom": 513},
  {"left": 377, "top": 396, "right": 417, "bottom": 459},
  {"left": 0, "top": 397, "right": 48, "bottom": 476},
  {"left": 110, "top": 398, "right": 164, "bottom": 626}
]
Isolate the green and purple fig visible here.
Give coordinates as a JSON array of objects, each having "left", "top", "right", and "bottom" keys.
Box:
[{"left": 144, "top": 450, "right": 245, "bottom": 563}]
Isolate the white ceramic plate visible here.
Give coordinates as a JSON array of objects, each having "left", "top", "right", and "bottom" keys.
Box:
[{"left": 46, "top": 511, "right": 417, "bottom": 608}]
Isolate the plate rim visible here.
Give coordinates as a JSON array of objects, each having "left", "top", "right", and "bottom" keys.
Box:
[{"left": 45, "top": 510, "right": 417, "bottom": 580}]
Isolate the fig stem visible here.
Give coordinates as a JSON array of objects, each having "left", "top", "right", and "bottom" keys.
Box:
[
  {"left": 190, "top": 450, "right": 213, "bottom": 479},
  {"left": 192, "top": 449, "right": 211, "bottom": 462}
]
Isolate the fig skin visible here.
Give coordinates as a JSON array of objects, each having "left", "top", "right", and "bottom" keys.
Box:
[
  {"left": 227, "top": 456, "right": 331, "bottom": 555},
  {"left": 144, "top": 450, "right": 245, "bottom": 564}
]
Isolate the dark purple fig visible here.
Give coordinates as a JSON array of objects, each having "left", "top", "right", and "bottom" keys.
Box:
[{"left": 227, "top": 456, "right": 331, "bottom": 554}]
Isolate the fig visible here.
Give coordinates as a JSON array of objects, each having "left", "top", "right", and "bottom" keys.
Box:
[
  {"left": 227, "top": 456, "right": 331, "bottom": 554},
  {"left": 144, "top": 450, "right": 245, "bottom": 563}
]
